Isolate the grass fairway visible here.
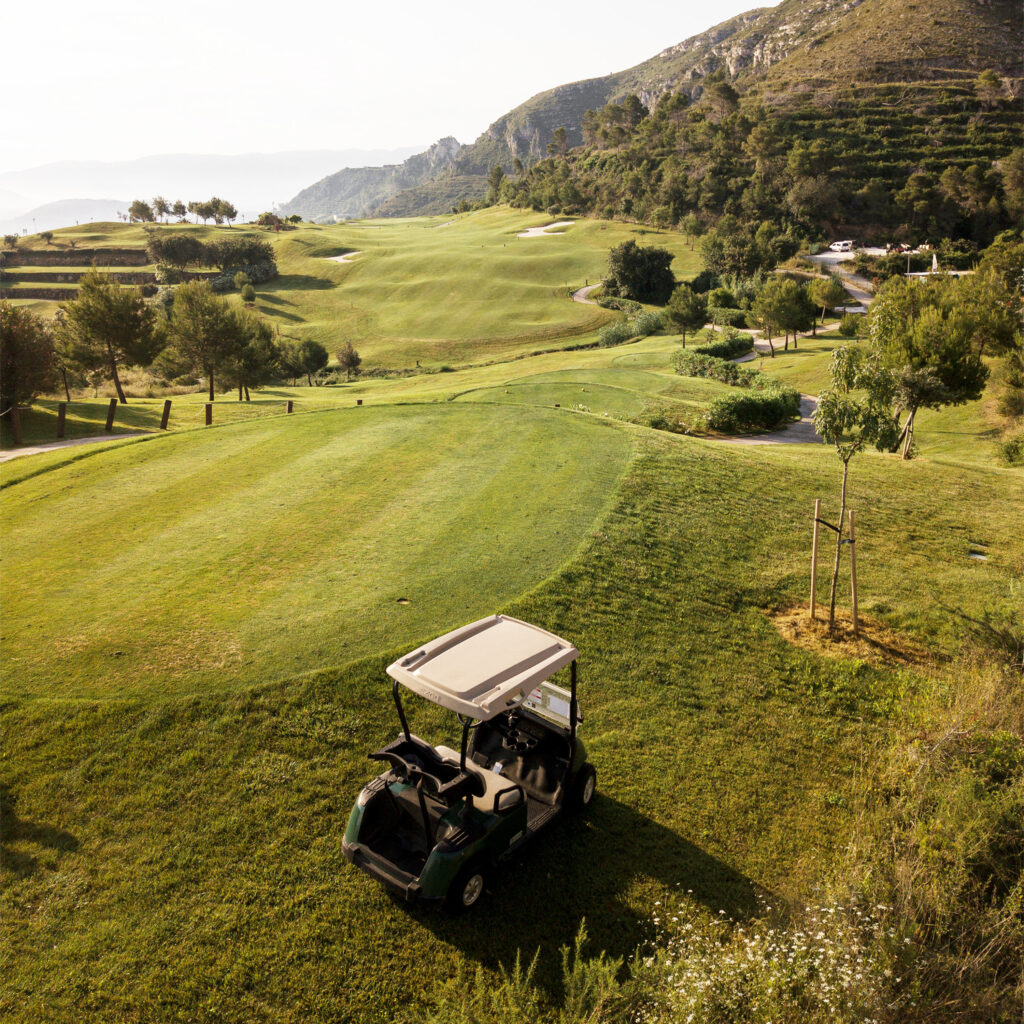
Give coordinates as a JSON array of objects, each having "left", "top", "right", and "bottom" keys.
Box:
[
  {"left": 0, "top": 403, "right": 630, "bottom": 699},
  {"left": 2, "top": 221, "right": 1021, "bottom": 1020},
  {"left": 9, "top": 211, "right": 702, "bottom": 368},
  {"left": 2, "top": 416, "right": 1020, "bottom": 1021}
]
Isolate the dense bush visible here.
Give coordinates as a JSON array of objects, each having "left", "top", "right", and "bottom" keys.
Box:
[
  {"left": 210, "top": 261, "right": 277, "bottom": 293},
  {"left": 597, "top": 310, "right": 664, "bottom": 347},
  {"left": 597, "top": 296, "right": 642, "bottom": 314},
  {"left": 673, "top": 350, "right": 757, "bottom": 386},
  {"left": 999, "top": 431, "right": 1024, "bottom": 465},
  {"left": 691, "top": 333, "right": 754, "bottom": 360},
  {"left": 704, "top": 382, "right": 801, "bottom": 433}
]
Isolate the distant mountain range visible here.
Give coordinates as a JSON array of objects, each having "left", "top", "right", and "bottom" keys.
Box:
[
  {"left": 0, "top": 147, "right": 424, "bottom": 231},
  {"left": 280, "top": 0, "right": 1021, "bottom": 221}
]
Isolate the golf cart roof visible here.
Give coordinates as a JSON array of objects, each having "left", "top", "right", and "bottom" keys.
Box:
[{"left": 386, "top": 614, "right": 578, "bottom": 720}]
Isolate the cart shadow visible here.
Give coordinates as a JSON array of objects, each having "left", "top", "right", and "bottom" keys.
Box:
[{"left": 407, "top": 792, "right": 771, "bottom": 988}]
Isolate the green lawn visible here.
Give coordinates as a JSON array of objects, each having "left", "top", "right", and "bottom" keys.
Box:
[
  {"left": 8, "top": 211, "right": 703, "bottom": 369},
  {"left": 0, "top": 403, "right": 630, "bottom": 699},
  {"left": 2, "top": 215, "right": 1020, "bottom": 1023},
  {"left": 2, "top": 409, "right": 1020, "bottom": 1021}
]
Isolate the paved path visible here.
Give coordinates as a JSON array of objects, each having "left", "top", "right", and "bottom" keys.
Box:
[
  {"left": 0, "top": 432, "right": 144, "bottom": 463},
  {"left": 571, "top": 283, "right": 601, "bottom": 304}
]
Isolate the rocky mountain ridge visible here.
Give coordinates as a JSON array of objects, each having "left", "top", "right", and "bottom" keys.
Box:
[{"left": 279, "top": 137, "right": 462, "bottom": 222}]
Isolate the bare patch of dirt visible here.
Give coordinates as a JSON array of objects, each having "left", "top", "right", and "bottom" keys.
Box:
[{"left": 767, "top": 605, "right": 935, "bottom": 668}]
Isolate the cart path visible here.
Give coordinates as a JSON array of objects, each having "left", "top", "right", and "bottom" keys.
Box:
[
  {"left": 0, "top": 432, "right": 146, "bottom": 463},
  {"left": 571, "top": 283, "right": 601, "bottom": 304}
]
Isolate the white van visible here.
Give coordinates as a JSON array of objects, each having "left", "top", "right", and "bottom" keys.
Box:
[{"left": 829, "top": 240, "right": 854, "bottom": 252}]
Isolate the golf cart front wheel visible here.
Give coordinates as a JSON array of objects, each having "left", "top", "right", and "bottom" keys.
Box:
[
  {"left": 446, "top": 862, "right": 489, "bottom": 913},
  {"left": 570, "top": 764, "right": 597, "bottom": 812}
]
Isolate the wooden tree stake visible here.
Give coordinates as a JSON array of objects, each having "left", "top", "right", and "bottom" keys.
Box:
[
  {"left": 160, "top": 400, "right": 172, "bottom": 430},
  {"left": 104, "top": 399, "right": 117, "bottom": 432},
  {"left": 56, "top": 402, "right": 67, "bottom": 439},
  {"left": 810, "top": 498, "right": 821, "bottom": 620},
  {"left": 849, "top": 509, "right": 859, "bottom": 637}
]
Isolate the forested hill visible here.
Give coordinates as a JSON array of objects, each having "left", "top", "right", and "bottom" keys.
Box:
[{"left": 381, "top": 0, "right": 1021, "bottom": 218}]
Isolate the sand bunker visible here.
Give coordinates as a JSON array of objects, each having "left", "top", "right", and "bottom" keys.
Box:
[
  {"left": 517, "top": 221, "right": 574, "bottom": 238},
  {"left": 325, "top": 251, "right": 362, "bottom": 263}
]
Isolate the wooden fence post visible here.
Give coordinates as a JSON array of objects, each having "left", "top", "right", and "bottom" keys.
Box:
[
  {"left": 849, "top": 509, "right": 859, "bottom": 637},
  {"left": 57, "top": 402, "right": 67, "bottom": 439},
  {"left": 810, "top": 498, "right": 821, "bottom": 620},
  {"left": 205, "top": 403, "right": 213, "bottom": 426},
  {"left": 286, "top": 400, "right": 293, "bottom": 414},
  {"left": 9, "top": 407, "right": 23, "bottom": 445},
  {"left": 160, "top": 400, "right": 171, "bottom": 430},
  {"left": 104, "top": 399, "right": 117, "bottom": 432},
  {"left": 356, "top": 399, "right": 362, "bottom": 406}
]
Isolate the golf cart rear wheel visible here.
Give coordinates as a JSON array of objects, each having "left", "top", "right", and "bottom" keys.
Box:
[
  {"left": 569, "top": 764, "right": 597, "bottom": 812},
  {"left": 446, "top": 862, "right": 489, "bottom": 913}
]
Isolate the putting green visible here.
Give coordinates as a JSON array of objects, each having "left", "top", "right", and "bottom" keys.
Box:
[{"left": 1, "top": 403, "right": 631, "bottom": 699}]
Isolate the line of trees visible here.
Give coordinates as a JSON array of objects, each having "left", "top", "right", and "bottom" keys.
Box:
[{"left": 126, "top": 197, "right": 238, "bottom": 225}]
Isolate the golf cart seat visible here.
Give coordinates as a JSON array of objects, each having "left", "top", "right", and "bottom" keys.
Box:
[{"left": 435, "top": 745, "right": 523, "bottom": 815}]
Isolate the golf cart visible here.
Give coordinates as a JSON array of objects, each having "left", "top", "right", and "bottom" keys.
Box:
[{"left": 343, "top": 614, "right": 596, "bottom": 911}]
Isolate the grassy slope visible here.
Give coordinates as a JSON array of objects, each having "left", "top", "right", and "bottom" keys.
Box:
[
  {"left": 0, "top": 404, "right": 630, "bottom": 699},
  {"left": 2, "top": 214, "right": 1020, "bottom": 1021},
  {"left": 2, "top": 413, "right": 1020, "bottom": 1022},
  {"left": 7, "top": 210, "right": 702, "bottom": 369}
]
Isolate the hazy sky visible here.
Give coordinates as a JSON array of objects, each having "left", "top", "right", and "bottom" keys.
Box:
[{"left": 3, "top": 0, "right": 778, "bottom": 172}]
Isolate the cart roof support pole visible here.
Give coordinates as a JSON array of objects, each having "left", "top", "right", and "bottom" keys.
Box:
[{"left": 392, "top": 680, "right": 412, "bottom": 742}]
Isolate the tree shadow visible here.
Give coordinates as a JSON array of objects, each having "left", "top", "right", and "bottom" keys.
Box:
[
  {"left": 404, "top": 792, "right": 771, "bottom": 990},
  {"left": 256, "top": 303, "right": 305, "bottom": 323},
  {"left": 0, "top": 782, "right": 79, "bottom": 877},
  {"left": 271, "top": 273, "right": 335, "bottom": 292}
]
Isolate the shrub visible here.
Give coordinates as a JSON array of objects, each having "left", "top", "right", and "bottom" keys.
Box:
[
  {"left": 597, "top": 310, "right": 663, "bottom": 348},
  {"left": 691, "top": 333, "right": 754, "bottom": 360},
  {"left": 597, "top": 296, "right": 642, "bottom": 314},
  {"left": 704, "top": 381, "right": 801, "bottom": 432},
  {"left": 999, "top": 430, "right": 1024, "bottom": 466},
  {"left": 839, "top": 313, "right": 862, "bottom": 338},
  {"left": 674, "top": 350, "right": 757, "bottom": 386}
]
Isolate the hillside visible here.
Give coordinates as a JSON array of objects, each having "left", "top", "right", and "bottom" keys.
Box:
[
  {"left": 378, "top": 0, "right": 1021, "bottom": 215},
  {"left": 278, "top": 138, "right": 462, "bottom": 222}
]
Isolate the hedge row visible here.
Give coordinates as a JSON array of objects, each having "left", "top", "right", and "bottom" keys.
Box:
[
  {"left": 673, "top": 350, "right": 757, "bottom": 386},
  {"left": 674, "top": 347, "right": 800, "bottom": 433},
  {"left": 597, "top": 310, "right": 664, "bottom": 347},
  {"left": 705, "top": 380, "right": 801, "bottom": 433},
  {"left": 690, "top": 333, "right": 754, "bottom": 360}
]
